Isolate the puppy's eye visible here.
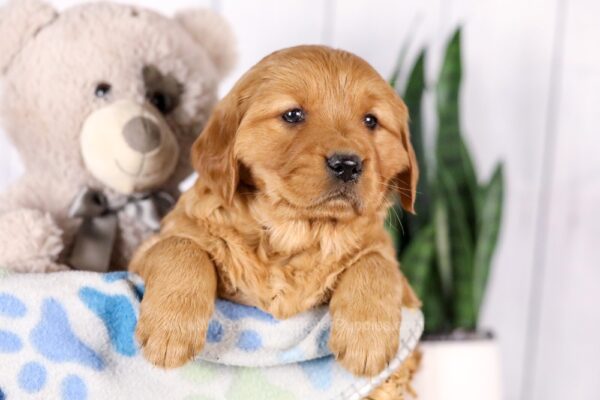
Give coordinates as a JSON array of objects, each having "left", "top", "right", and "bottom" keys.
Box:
[
  {"left": 95, "top": 83, "right": 111, "bottom": 98},
  {"left": 364, "top": 114, "right": 378, "bottom": 130},
  {"left": 282, "top": 108, "right": 305, "bottom": 124},
  {"left": 148, "top": 91, "right": 175, "bottom": 114}
]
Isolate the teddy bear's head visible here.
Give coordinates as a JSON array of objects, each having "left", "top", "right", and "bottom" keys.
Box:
[{"left": 0, "top": 0, "right": 236, "bottom": 194}]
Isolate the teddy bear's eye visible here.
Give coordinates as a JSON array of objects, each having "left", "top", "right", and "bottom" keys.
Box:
[
  {"left": 148, "top": 91, "right": 175, "bottom": 115},
  {"left": 94, "top": 83, "right": 111, "bottom": 98}
]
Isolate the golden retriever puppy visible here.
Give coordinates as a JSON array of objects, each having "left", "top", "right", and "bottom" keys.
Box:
[{"left": 130, "top": 45, "right": 420, "bottom": 376}]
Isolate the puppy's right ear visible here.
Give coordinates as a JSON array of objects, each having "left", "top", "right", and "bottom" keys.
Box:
[
  {"left": 191, "top": 94, "right": 242, "bottom": 204},
  {"left": 0, "top": 0, "right": 57, "bottom": 74}
]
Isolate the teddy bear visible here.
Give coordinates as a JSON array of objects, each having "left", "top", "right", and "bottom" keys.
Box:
[{"left": 0, "top": 0, "right": 236, "bottom": 273}]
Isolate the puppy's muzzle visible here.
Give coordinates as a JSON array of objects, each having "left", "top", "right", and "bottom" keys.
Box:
[{"left": 327, "top": 153, "right": 363, "bottom": 183}]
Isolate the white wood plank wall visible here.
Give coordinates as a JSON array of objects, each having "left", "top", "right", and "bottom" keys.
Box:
[{"left": 0, "top": 1, "right": 598, "bottom": 398}]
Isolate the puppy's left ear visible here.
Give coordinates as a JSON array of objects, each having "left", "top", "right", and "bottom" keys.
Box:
[
  {"left": 175, "top": 9, "right": 237, "bottom": 79},
  {"left": 191, "top": 94, "right": 241, "bottom": 204},
  {"left": 396, "top": 109, "right": 419, "bottom": 214}
]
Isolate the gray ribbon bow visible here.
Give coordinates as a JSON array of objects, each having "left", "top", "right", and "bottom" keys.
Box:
[{"left": 67, "top": 187, "right": 174, "bottom": 272}]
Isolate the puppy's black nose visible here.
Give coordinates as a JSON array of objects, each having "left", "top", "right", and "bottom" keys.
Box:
[{"left": 326, "top": 153, "right": 363, "bottom": 183}]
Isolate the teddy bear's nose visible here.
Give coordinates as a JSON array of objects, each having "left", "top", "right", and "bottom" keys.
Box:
[{"left": 123, "top": 117, "right": 161, "bottom": 154}]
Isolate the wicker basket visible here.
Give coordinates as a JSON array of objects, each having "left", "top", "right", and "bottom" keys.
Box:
[{"left": 364, "top": 350, "right": 421, "bottom": 400}]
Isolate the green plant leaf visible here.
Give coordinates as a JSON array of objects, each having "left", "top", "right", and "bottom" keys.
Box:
[
  {"left": 473, "top": 164, "right": 504, "bottom": 320},
  {"left": 437, "top": 169, "right": 476, "bottom": 330},
  {"left": 398, "top": 52, "right": 430, "bottom": 255},
  {"left": 400, "top": 224, "right": 448, "bottom": 334},
  {"left": 433, "top": 197, "right": 453, "bottom": 302},
  {"left": 422, "top": 265, "right": 449, "bottom": 334},
  {"left": 403, "top": 51, "right": 426, "bottom": 171},
  {"left": 435, "top": 29, "right": 479, "bottom": 240},
  {"left": 403, "top": 52, "right": 431, "bottom": 227},
  {"left": 392, "top": 27, "right": 505, "bottom": 334},
  {"left": 400, "top": 223, "right": 435, "bottom": 299},
  {"left": 436, "top": 30, "right": 462, "bottom": 137}
]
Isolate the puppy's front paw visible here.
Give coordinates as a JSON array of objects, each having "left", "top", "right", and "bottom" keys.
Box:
[
  {"left": 136, "top": 293, "right": 212, "bottom": 369},
  {"left": 329, "top": 314, "right": 400, "bottom": 376}
]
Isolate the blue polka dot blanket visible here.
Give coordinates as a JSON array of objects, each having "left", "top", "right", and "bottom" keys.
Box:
[{"left": 0, "top": 270, "right": 423, "bottom": 400}]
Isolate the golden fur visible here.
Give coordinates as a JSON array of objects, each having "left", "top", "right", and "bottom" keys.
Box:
[
  {"left": 130, "top": 45, "right": 420, "bottom": 378},
  {"left": 367, "top": 351, "right": 421, "bottom": 400}
]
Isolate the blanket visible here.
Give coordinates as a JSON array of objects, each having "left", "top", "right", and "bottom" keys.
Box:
[{"left": 0, "top": 270, "right": 423, "bottom": 400}]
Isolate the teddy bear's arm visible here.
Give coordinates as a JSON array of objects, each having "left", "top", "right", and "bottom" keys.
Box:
[
  {"left": 0, "top": 177, "right": 70, "bottom": 273},
  {"left": 0, "top": 208, "right": 68, "bottom": 272}
]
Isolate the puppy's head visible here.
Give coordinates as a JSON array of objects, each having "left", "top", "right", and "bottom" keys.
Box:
[{"left": 192, "top": 46, "right": 418, "bottom": 220}]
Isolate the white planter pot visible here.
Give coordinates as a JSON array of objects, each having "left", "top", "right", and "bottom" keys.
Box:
[{"left": 409, "top": 337, "right": 502, "bottom": 400}]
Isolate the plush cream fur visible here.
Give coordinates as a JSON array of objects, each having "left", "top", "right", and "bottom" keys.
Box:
[
  {"left": 79, "top": 99, "right": 181, "bottom": 194},
  {"left": 130, "top": 46, "right": 421, "bottom": 378},
  {"left": 0, "top": 0, "right": 236, "bottom": 272}
]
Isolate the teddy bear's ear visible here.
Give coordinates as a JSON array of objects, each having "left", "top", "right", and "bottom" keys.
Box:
[
  {"left": 175, "top": 9, "right": 237, "bottom": 79},
  {"left": 0, "top": 0, "right": 57, "bottom": 74}
]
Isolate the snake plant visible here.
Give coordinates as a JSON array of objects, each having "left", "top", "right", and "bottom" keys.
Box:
[{"left": 387, "top": 28, "right": 505, "bottom": 335}]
